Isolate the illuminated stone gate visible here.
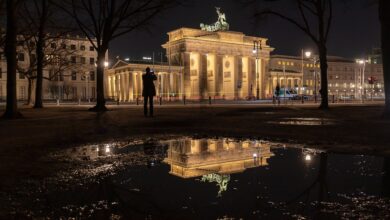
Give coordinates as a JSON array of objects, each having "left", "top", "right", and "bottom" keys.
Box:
[
  {"left": 106, "top": 8, "right": 274, "bottom": 101},
  {"left": 162, "top": 28, "right": 274, "bottom": 99}
]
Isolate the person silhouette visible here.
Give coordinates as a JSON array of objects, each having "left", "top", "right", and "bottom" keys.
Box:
[{"left": 142, "top": 67, "right": 157, "bottom": 117}]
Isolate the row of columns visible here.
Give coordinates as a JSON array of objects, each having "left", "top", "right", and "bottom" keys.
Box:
[
  {"left": 107, "top": 71, "right": 182, "bottom": 102},
  {"left": 182, "top": 52, "right": 267, "bottom": 100}
]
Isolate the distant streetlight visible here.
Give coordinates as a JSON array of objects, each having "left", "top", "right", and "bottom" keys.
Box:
[
  {"left": 305, "top": 51, "right": 312, "bottom": 58},
  {"left": 124, "top": 57, "right": 130, "bottom": 62},
  {"left": 104, "top": 61, "right": 109, "bottom": 68},
  {"left": 305, "top": 51, "right": 319, "bottom": 103},
  {"left": 356, "top": 59, "right": 368, "bottom": 103},
  {"left": 253, "top": 40, "right": 262, "bottom": 100}
]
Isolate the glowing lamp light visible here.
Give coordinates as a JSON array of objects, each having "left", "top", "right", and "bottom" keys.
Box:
[
  {"left": 252, "top": 49, "right": 257, "bottom": 54},
  {"left": 305, "top": 154, "right": 312, "bottom": 161},
  {"left": 124, "top": 58, "right": 130, "bottom": 61},
  {"left": 105, "top": 144, "right": 110, "bottom": 153},
  {"left": 305, "top": 51, "right": 312, "bottom": 58},
  {"left": 104, "top": 61, "right": 109, "bottom": 67},
  {"left": 253, "top": 153, "right": 258, "bottom": 158}
]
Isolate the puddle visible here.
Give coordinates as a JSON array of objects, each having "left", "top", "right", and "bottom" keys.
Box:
[
  {"left": 2, "top": 138, "right": 389, "bottom": 219},
  {"left": 268, "top": 117, "right": 336, "bottom": 126}
]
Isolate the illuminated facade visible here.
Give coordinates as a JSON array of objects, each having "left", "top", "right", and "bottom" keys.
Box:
[
  {"left": 269, "top": 55, "right": 385, "bottom": 99},
  {"left": 107, "top": 27, "right": 274, "bottom": 101},
  {"left": 163, "top": 138, "right": 274, "bottom": 196},
  {"left": 0, "top": 36, "right": 106, "bottom": 101},
  {"left": 163, "top": 138, "right": 273, "bottom": 178},
  {"left": 105, "top": 60, "right": 184, "bottom": 101}
]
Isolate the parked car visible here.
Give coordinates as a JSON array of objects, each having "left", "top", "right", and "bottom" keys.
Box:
[{"left": 274, "top": 88, "right": 298, "bottom": 99}]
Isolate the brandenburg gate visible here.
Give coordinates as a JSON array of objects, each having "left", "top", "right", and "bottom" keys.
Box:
[{"left": 106, "top": 8, "right": 274, "bottom": 101}]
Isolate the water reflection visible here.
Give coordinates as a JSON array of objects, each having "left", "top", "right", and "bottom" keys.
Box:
[
  {"left": 5, "top": 138, "right": 389, "bottom": 219},
  {"left": 383, "top": 157, "right": 390, "bottom": 197},
  {"left": 163, "top": 138, "right": 274, "bottom": 196},
  {"left": 268, "top": 117, "right": 335, "bottom": 126}
]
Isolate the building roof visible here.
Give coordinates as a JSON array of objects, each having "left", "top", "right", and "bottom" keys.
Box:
[{"left": 271, "top": 54, "right": 355, "bottom": 63}]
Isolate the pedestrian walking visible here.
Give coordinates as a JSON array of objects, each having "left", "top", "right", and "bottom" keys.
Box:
[{"left": 142, "top": 67, "right": 157, "bottom": 117}]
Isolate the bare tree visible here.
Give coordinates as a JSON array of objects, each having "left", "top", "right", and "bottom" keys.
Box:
[
  {"left": 15, "top": 35, "right": 36, "bottom": 105},
  {"left": 2, "top": 0, "right": 23, "bottom": 119},
  {"left": 55, "top": 0, "right": 180, "bottom": 111},
  {"left": 379, "top": 0, "right": 390, "bottom": 117},
  {"left": 0, "top": 1, "right": 6, "bottom": 49},
  {"left": 16, "top": 36, "right": 82, "bottom": 105},
  {"left": 17, "top": 0, "right": 76, "bottom": 108},
  {"left": 248, "top": 0, "right": 333, "bottom": 109}
]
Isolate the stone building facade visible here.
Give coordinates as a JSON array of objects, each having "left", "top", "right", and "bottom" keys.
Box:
[
  {"left": 0, "top": 36, "right": 107, "bottom": 102},
  {"left": 269, "top": 55, "right": 385, "bottom": 99},
  {"left": 163, "top": 28, "right": 274, "bottom": 100},
  {"left": 106, "top": 27, "right": 274, "bottom": 101},
  {"left": 105, "top": 60, "right": 184, "bottom": 101}
]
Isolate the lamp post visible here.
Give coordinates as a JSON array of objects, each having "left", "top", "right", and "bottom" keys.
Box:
[
  {"left": 253, "top": 40, "right": 262, "bottom": 100},
  {"left": 57, "top": 71, "right": 61, "bottom": 106},
  {"left": 356, "top": 59, "right": 368, "bottom": 103},
  {"left": 301, "top": 49, "right": 305, "bottom": 95},
  {"left": 83, "top": 72, "right": 90, "bottom": 103},
  {"left": 305, "top": 51, "right": 319, "bottom": 103}
]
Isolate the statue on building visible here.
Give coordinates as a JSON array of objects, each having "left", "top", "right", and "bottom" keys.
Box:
[{"left": 200, "top": 7, "right": 230, "bottom": 32}]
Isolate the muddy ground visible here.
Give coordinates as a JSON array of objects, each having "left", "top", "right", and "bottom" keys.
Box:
[
  {"left": 0, "top": 104, "right": 390, "bottom": 218},
  {"left": 0, "top": 104, "right": 389, "bottom": 183}
]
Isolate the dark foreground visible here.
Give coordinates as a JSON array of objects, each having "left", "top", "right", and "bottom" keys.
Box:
[{"left": 0, "top": 104, "right": 390, "bottom": 219}]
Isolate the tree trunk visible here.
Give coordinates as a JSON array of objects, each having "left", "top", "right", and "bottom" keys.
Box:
[
  {"left": 2, "top": 0, "right": 22, "bottom": 119},
  {"left": 26, "top": 78, "right": 33, "bottom": 105},
  {"left": 380, "top": 0, "right": 390, "bottom": 117},
  {"left": 33, "top": 0, "right": 47, "bottom": 109},
  {"left": 89, "top": 48, "right": 108, "bottom": 112},
  {"left": 318, "top": 43, "right": 329, "bottom": 109}
]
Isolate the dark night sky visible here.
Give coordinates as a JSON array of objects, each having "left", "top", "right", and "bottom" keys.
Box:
[{"left": 110, "top": 0, "right": 380, "bottom": 61}]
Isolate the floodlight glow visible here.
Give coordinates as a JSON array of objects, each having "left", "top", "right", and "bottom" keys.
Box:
[
  {"left": 305, "top": 51, "right": 312, "bottom": 58},
  {"left": 305, "top": 154, "right": 312, "bottom": 161}
]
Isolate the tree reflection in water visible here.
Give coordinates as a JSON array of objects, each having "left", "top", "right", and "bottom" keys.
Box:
[
  {"left": 288, "top": 152, "right": 328, "bottom": 216},
  {"left": 383, "top": 157, "right": 390, "bottom": 197}
]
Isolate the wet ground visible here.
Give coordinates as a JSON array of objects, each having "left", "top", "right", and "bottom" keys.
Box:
[{"left": 1, "top": 137, "right": 389, "bottom": 219}]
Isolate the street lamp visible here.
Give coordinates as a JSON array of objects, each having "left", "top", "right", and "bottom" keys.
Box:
[
  {"left": 253, "top": 40, "right": 262, "bottom": 100},
  {"left": 83, "top": 72, "right": 91, "bottom": 103},
  {"left": 305, "top": 51, "right": 319, "bottom": 103},
  {"left": 356, "top": 59, "right": 368, "bottom": 103}
]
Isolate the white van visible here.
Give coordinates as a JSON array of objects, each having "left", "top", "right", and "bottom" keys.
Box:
[{"left": 274, "top": 88, "right": 298, "bottom": 99}]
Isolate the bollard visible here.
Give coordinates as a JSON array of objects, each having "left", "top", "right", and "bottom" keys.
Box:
[
  {"left": 209, "top": 96, "right": 212, "bottom": 105},
  {"left": 332, "top": 95, "right": 335, "bottom": 103},
  {"left": 117, "top": 99, "right": 120, "bottom": 105},
  {"left": 56, "top": 99, "right": 60, "bottom": 106},
  {"left": 183, "top": 95, "right": 186, "bottom": 105},
  {"left": 301, "top": 95, "right": 304, "bottom": 104},
  {"left": 159, "top": 96, "right": 162, "bottom": 105},
  {"left": 136, "top": 97, "right": 139, "bottom": 105},
  {"left": 78, "top": 98, "right": 81, "bottom": 105},
  {"left": 314, "top": 95, "right": 317, "bottom": 103}
]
